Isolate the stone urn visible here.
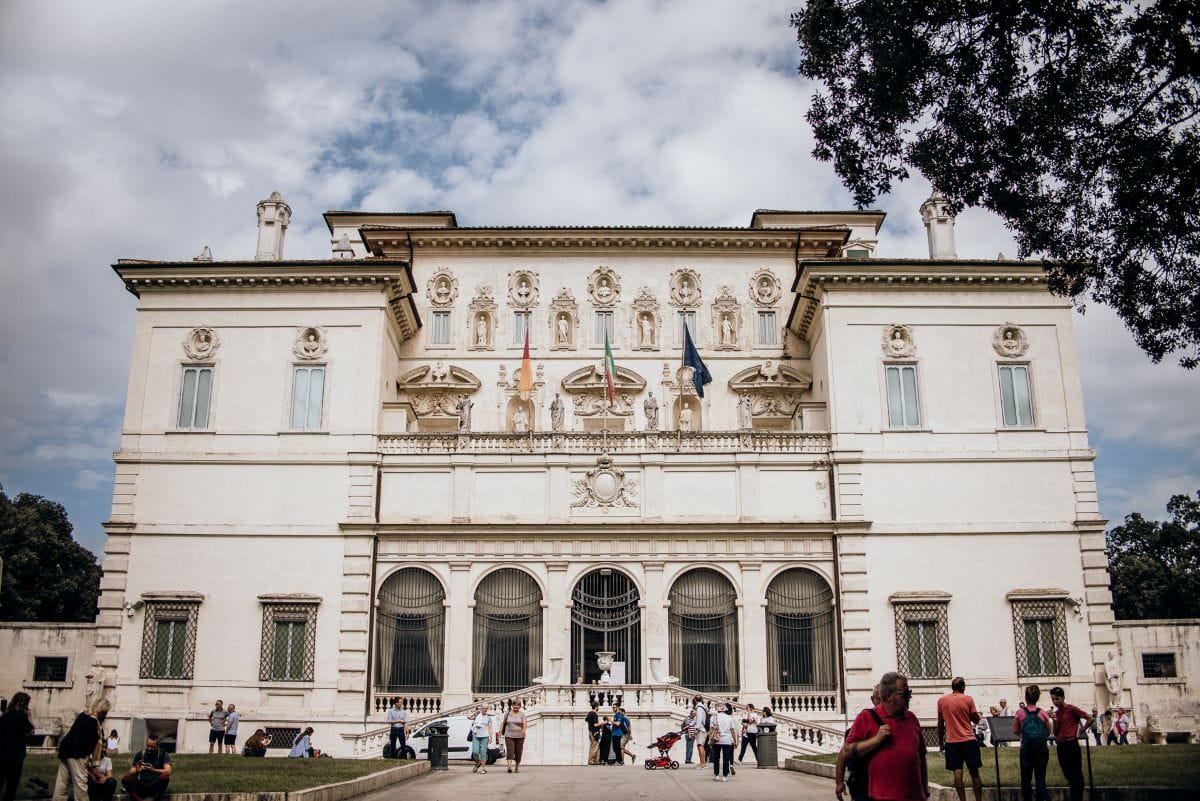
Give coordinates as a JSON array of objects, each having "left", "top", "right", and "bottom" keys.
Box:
[{"left": 596, "top": 651, "right": 616, "bottom": 682}]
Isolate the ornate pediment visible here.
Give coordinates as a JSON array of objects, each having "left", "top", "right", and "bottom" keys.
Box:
[
  {"left": 561, "top": 364, "right": 647, "bottom": 416},
  {"left": 397, "top": 363, "right": 482, "bottom": 418},
  {"left": 728, "top": 361, "right": 813, "bottom": 420}
]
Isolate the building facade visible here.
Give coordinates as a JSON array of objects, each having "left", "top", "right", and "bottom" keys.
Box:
[{"left": 88, "top": 194, "right": 1119, "bottom": 760}]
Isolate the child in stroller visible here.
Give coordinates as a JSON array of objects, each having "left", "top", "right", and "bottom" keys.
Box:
[{"left": 643, "top": 731, "right": 681, "bottom": 770}]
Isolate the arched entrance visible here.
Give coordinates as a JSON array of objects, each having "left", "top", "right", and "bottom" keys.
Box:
[
  {"left": 473, "top": 568, "right": 543, "bottom": 694},
  {"left": 668, "top": 568, "right": 739, "bottom": 692},
  {"left": 765, "top": 568, "right": 836, "bottom": 691},
  {"left": 570, "top": 568, "right": 641, "bottom": 683},
  {"left": 374, "top": 567, "right": 445, "bottom": 693}
]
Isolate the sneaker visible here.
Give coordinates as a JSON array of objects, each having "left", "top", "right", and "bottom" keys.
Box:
[
  {"left": 713, "top": 776, "right": 721, "bottom": 782},
  {"left": 722, "top": 776, "right": 728, "bottom": 782},
  {"left": 479, "top": 768, "right": 488, "bottom": 774},
  {"left": 472, "top": 765, "right": 479, "bottom": 773}
]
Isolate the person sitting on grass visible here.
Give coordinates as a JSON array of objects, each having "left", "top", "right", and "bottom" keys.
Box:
[
  {"left": 288, "top": 727, "right": 315, "bottom": 758},
  {"left": 120, "top": 736, "right": 171, "bottom": 801},
  {"left": 87, "top": 748, "right": 116, "bottom": 801},
  {"left": 242, "top": 729, "right": 269, "bottom": 757}
]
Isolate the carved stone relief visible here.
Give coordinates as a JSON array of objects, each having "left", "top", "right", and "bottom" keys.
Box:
[
  {"left": 561, "top": 364, "right": 647, "bottom": 417},
  {"left": 588, "top": 265, "right": 621, "bottom": 308},
  {"left": 630, "top": 286, "right": 661, "bottom": 351},
  {"left": 993, "top": 323, "right": 1030, "bottom": 358},
  {"left": 293, "top": 326, "right": 328, "bottom": 360},
  {"left": 710, "top": 285, "right": 742, "bottom": 351},
  {"left": 548, "top": 288, "right": 578, "bottom": 351},
  {"left": 426, "top": 270, "right": 459, "bottom": 307},
  {"left": 183, "top": 327, "right": 220, "bottom": 361},
  {"left": 507, "top": 270, "right": 540, "bottom": 308},
  {"left": 728, "top": 362, "right": 814, "bottom": 425},
  {"left": 468, "top": 286, "right": 498, "bottom": 351},
  {"left": 397, "top": 364, "right": 482, "bottom": 420},
  {"left": 669, "top": 269, "right": 702, "bottom": 308},
  {"left": 881, "top": 324, "right": 916, "bottom": 358},
  {"left": 750, "top": 270, "right": 781, "bottom": 307},
  {"left": 570, "top": 455, "right": 640, "bottom": 509}
]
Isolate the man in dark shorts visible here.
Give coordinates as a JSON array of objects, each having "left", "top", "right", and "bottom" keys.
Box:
[
  {"left": 937, "top": 677, "right": 982, "bottom": 801},
  {"left": 207, "top": 701, "right": 227, "bottom": 754}
]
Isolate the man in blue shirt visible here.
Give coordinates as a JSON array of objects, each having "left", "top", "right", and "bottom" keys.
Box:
[
  {"left": 612, "top": 707, "right": 632, "bottom": 765},
  {"left": 385, "top": 698, "right": 409, "bottom": 758}
]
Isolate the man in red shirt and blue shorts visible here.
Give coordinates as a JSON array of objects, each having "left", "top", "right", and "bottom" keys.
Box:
[
  {"left": 845, "top": 672, "right": 929, "bottom": 801},
  {"left": 937, "top": 677, "right": 982, "bottom": 801}
]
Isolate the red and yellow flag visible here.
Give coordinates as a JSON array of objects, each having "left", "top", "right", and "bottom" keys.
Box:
[{"left": 518, "top": 329, "right": 533, "bottom": 401}]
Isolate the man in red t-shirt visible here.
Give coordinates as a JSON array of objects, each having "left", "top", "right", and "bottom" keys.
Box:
[
  {"left": 936, "top": 677, "right": 982, "bottom": 801},
  {"left": 845, "top": 672, "right": 928, "bottom": 801},
  {"left": 1048, "top": 687, "right": 1092, "bottom": 801}
]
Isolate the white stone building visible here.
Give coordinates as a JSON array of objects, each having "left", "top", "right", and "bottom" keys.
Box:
[{"left": 88, "top": 193, "right": 1119, "bottom": 761}]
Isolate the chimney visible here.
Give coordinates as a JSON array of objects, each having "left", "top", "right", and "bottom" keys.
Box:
[
  {"left": 255, "top": 191, "right": 292, "bottom": 260},
  {"left": 920, "top": 190, "right": 957, "bottom": 259}
]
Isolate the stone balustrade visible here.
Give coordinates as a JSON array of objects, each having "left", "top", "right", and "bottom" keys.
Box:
[
  {"left": 378, "top": 430, "right": 830, "bottom": 455},
  {"left": 769, "top": 691, "right": 840, "bottom": 715},
  {"left": 369, "top": 693, "right": 443, "bottom": 718}
]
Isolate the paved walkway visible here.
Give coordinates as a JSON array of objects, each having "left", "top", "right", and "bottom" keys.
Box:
[{"left": 360, "top": 762, "right": 833, "bottom": 800}]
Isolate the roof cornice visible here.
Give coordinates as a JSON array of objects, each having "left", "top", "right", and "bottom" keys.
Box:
[
  {"left": 111, "top": 259, "right": 416, "bottom": 298},
  {"left": 359, "top": 225, "right": 851, "bottom": 258}
]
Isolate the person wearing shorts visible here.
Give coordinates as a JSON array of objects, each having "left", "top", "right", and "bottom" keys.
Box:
[
  {"left": 207, "top": 701, "right": 228, "bottom": 754},
  {"left": 223, "top": 705, "right": 239, "bottom": 754},
  {"left": 937, "top": 677, "right": 982, "bottom": 801}
]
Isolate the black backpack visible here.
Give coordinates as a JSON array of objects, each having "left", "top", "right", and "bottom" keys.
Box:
[{"left": 845, "top": 709, "right": 884, "bottom": 796}]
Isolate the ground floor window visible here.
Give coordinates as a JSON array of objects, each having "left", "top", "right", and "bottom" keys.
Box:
[
  {"left": 1011, "top": 598, "right": 1070, "bottom": 677},
  {"left": 668, "top": 568, "right": 739, "bottom": 693},
  {"left": 375, "top": 568, "right": 445, "bottom": 693},
  {"left": 766, "top": 568, "right": 836, "bottom": 691},
  {"left": 473, "top": 568, "right": 543, "bottom": 694}
]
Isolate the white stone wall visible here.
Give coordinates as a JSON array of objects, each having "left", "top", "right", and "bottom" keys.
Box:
[{"left": 0, "top": 623, "right": 96, "bottom": 743}]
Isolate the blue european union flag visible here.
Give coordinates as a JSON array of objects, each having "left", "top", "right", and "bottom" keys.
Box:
[{"left": 681, "top": 325, "right": 712, "bottom": 397}]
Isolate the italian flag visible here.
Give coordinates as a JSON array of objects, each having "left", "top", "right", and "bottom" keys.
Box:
[
  {"left": 518, "top": 329, "right": 533, "bottom": 401},
  {"left": 603, "top": 330, "right": 617, "bottom": 405}
]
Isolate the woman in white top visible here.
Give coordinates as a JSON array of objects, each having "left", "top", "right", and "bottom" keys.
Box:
[
  {"left": 711, "top": 703, "right": 738, "bottom": 781},
  {"left": 105, "top": 729, "right": 119, "bottom": 753},
  {"left": 470, "top": 705, "right": 493, "bottom": 774},
  {"left": 738, "top": 704, "right": 760, "bottom": 763}
]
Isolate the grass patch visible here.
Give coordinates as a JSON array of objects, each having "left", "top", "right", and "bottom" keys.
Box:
[
  {"left": 798, "top": 745, "right": 1200, "bottom": 788},
  {"left": 16, "top": 754, "right": 404, "bottom": 797}
]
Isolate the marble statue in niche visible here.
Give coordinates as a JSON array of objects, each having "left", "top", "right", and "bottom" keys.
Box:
[
  {"left": 513, "top": 405, "right": 529, "bottom": 433},
  {"left": 455, "top": 395, "right": 474, "bottom": 432},
  {"left": 644, "top": 393, "right": 659, "bottom": 430}
]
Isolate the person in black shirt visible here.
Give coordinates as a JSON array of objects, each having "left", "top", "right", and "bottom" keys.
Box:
[
  {"left": 54, "top": 702, "right": 107, "bottom": 801},
  {"left": 585, "top": 703, "right": 600, "bottom": 765},
  {"left": 1, "top": 693, "right": 35, "bottom": 801},
  {"left": 120, "top": 736, "right": 172, "bottom": 801}
]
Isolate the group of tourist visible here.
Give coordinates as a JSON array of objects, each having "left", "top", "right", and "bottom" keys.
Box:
[
  {"left": 834, "top": 674, "right": 1102, "bottom": 801},
  {"left": 469, "top": 699, "right": 527, "bottom": 774},
  {"left": 675, "top": 697, "right": 779, "bottom": 781},
  {"left": 583, "top": 701, "right": 635, "bottom": 766}
]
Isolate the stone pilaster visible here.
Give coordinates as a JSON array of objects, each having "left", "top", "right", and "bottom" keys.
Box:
[
  {"left": 335, "top": 536, "right": 372, "bottom": 715},
  {"left": 831, "top": 450, "right": 864, "bottom": 521},
  {"left": 642, "top": 562, "right": 669, "bottom": 681},
  {"left": 838, "top": 532, "right": 873, "bottom": 702},
  {"left": 544, "top": 562, "right": 570, "bottom": 681},
  {"left": 739, "top": 561, "right": 769, "bottom": 704},
  {"left": 442, "top": 562, "right": 474, "bottom": 706}
]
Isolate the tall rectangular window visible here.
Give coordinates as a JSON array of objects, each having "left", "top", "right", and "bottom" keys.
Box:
[
  {"left": 177, "top": 366, "right": 213, "bottom": 428},
  {"left": 999, "top": 364, "right": 1034, "bottom": 426},
  {"left": 677, "top": 311, "right": 697, "bottom": 343},
  {"left": 893, "top": 601, "right": 950, "bottom": 679},
  {"left": 757, "top": 311, "right": 778, "bottom": 345},
  {"left": 885, "top": 364, "right": 920, "bottom": 427},
  {"left": 1011, "top": 599, "right": 1070, "bottom": 677},
  {"left": 594, "top": 311, "right": 614, "bottom": 344},
  {"left": 513, "top": 312, "right": 530, "bottom": 345},
  {"left": 260, "top": 602, "right": 318, "bottom": 682},
  {"left": 291, "top": 367, "right": 325, "bottom": 429},
  {"left": 140, "top": 601, "right": 199, "bottom": 680},
  {"left": 430, "top": 311, "right": 451, "bottom": 345}
]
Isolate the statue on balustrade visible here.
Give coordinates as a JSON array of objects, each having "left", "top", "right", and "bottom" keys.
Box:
[
  {"left": 550, "top": 393, "right": 565, "bottom": 431},
  {"left": 644, "top": 393, "right": 659, "bottom": 430}
]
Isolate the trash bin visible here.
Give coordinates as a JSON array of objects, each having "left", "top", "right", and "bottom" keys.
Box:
[
  {"left": 755, "top": 728, "right": 778, "bottom": 768},
  {"left": 427, "top": 723, "right": 449, "bottom": 770}
]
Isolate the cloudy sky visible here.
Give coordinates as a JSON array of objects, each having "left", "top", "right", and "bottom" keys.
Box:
[{"left": 0, "top": 0, "right": 1196, "bottom": 555}]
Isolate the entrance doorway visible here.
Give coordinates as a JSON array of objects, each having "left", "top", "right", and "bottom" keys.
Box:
[{"left": 570, "top": 568, "right": 641, "bottom": 683}]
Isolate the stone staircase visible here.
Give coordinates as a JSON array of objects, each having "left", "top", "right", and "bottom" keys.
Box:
[{"left": 341, "top": 684, "right": 846, "bottom": 763}]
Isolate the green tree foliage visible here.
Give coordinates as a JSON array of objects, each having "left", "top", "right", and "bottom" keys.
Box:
[
  {"left": 1106, "top": 491, "right": 1200, "bottom": 619},
  {"left": 0, "top": 484, "right": 101, "bottom": 621},
  {"left": 791, "top": 1, "right": 1200, "bottom": 367}
]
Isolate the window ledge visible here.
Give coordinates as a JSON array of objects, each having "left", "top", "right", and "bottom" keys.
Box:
[
  {"left": 24, "top": 681, "right": 72, "bottom": 689},
  {"left": 258, "top": 682, "right": 313, "bottom": 690},
  {"left": 164, "top": 429, "right": 215, "bottom": 435},
  {"left": 135, "top": 678, "right": 194, "bottom": 687},
  {"left": 1138, "top": 677, "right": 1186, "bottom": 685},
  {"left": 882, "top": 427, "right": 933, "bottom": 433},
  {"left": 890, "top": 591, "right": 952, "bottom": 604},
  {"left": 276, "top": 430, "right": 330, "bottom": 435},
  {"left": 997, "top": 426, "right": 1046, "bottom": 433}
]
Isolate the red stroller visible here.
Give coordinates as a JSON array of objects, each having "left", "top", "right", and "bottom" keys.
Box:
[{"left": 643, "top": 731, "right": 681, "bottom": 770}]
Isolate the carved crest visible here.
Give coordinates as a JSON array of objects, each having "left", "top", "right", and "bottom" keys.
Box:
[
  {"left": 507, "top": 270, "right": 540, "bottom": 307},
  {"left": 397, "top": 364, "right": 482, "bottom": 418},
  {"left": 630, "top": 286, "right": 661, "bottom": 351},
  {"left": 669, "top": 269, "right": 702, "bottom": 308},
  {"left": 881, "top": 324, "right": 916, "bottom": 357},
  {"left": 468, "top": 286, "right": 498, "bottom": 350},
  {"left": 588, "top": 265, "right": 621, "bottom": 307},
  {"left": 570, "top": 455, "right": 640, "bottom": 509},
  {"left": 750, "top": 270, "right": 781, "bottom": 307},
  {"left": 710, "top": 285, "right": 742, "bottom": 351},
  {"left": 426, "top": 270, "right": 459, "bottom": 307},
  {"left": 183, "top": 327, "right": 220, "bottom": 361},
  {"left": 993, "top": 323, "right": 1029, "bottom": 358},
  {"left": 293, "top": 326, "right": 328, "bottom": 360},
  {"left": 561, "top": 364, "right": 647, "bottom": 416},
  {"left": 548, "top": 288, "right": 579, "bottom": 351},
  {"left": 728, "top": 362, "right": 813, "bottom": 421}
]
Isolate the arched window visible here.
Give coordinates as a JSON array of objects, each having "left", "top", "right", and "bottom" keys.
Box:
[
  {"left": 374, "top": 568, "right": 445, "bottom": 693},
  {"left": 766, "top": 568, "right": 836, "bottom": 691},
  {"left": 668, "top": 568, "right": 739, "bottom": 692},
  {"left": 571, "top": 569, "right": 641, "bottom": 683},
  {"left": 473, "top": 569, "right": 543, "bottom": 694}
]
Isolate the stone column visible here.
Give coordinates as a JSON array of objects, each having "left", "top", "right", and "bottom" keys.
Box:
[
  {"left": 544, "top": 562, "right": 570, "bottom": 681},
  {"left": 642, "top": 562, "right": 669, "bottom": 681},
  {"left": 739, "top": 561, "right": 769, "bottom": 706},
  {"left": 442, "top": 561, "right": 474, "bottom": 706}
]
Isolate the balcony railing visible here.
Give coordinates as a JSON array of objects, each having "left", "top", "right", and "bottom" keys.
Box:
[{"left": 379, "top": 430, "right": 830, "bottom": 455}]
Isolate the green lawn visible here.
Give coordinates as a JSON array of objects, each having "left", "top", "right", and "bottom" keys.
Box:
[
  {"left": 802, "top": 744, "right": 1200, "bottom": 788},
  {"left": 16, "top": 754, "right": 404, "bottom": 797}
]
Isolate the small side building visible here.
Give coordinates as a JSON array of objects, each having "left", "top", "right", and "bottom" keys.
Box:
[{"left": 0, "top": 622, "right": 97, "bottom": 746}]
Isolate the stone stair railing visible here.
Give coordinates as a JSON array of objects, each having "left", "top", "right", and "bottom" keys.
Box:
[
  {"left": 378, "top": 431, "right": 830, "bottom": 455},
  {"left": 660, "top": 685, "right": 845, "bottom": 755}
]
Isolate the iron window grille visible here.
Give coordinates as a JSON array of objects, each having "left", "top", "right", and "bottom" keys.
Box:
[
  {"left": 140, "top": 601, "right": 200, "bottom": 680},
  {"left": 1011, "top": 600, "right": 1070, "bottom": 677},
  {"left": 260, "top": 602, "right": 318, "bottom": 682},
  {"left": 32, "top": 656, "right": 69, "bottom": 683},
  {"left": 1141, "top": 652, "right": 1177, "bottom": 679},
  {"left": 263, "top": 727, "right": 300, "bottom": 750},
  {"left": 893, "top": 602, "right": 951, "bottom": 679}
]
